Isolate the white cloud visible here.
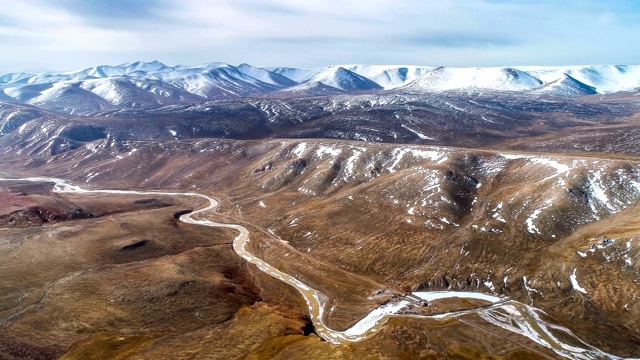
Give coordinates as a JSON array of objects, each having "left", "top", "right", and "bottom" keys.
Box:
[{"left": 0, "top": 0, "right": 638, "bottom": 73}]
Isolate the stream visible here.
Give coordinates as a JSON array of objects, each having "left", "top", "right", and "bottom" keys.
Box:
[{"left": 0, "top": 177, "right": 629, "bottom": 359}]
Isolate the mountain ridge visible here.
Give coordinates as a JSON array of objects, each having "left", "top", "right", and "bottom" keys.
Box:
[{"left": 1, "top": 61, "right": 640, "bottom": 114}]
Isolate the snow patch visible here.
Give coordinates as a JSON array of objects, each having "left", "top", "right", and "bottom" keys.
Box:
[
  {"left": 401, "top": 124, "right": 434, "bottom": 140},
  {"left": 291, "top": 142, "right": 307, "bottom": 157},
  {"left": 570, "top": 269, "right": 587, "bottom": 294},
  {"left": 525, "top": 200, "right": 554, "bottom": 235}
]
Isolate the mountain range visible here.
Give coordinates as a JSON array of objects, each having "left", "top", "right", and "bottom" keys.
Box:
[
  {"left": 2, "top": 58, "right": 640, "bottom": 358},
  {"left": 1, "top": 61, "right": 639, "bottom": 114}
]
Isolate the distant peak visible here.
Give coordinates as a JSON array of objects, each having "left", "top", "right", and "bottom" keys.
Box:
[{"left": 116, "top": 60, "right": 167, "bottom": 70}]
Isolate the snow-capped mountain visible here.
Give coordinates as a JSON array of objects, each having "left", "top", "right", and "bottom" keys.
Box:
[
  {"left": 278, "top": 66, "right": 382, "bottom": 94},
  {"left": 236, "top": 63, "right": 297, "bottom": 87},
  {"left": 268, "top": 66, "right": 318, "bottom": 83},
  {"left": 1, "top": 61, "right": 640, "bottom": 114},
  {"left": 27, "top": 82, "right": 115, "bottom": 114},
  {"left": 531, "top": 74, "right": 598, "bottom": 96},
  {"left": 341, "top": 65, "right": 433, "bottom": 89},
  {"left": 519, "top": 65, "right": 640, "bottom": 94},
  {"left": 401, "top": 66, "right": 543, "bottom": 92}
]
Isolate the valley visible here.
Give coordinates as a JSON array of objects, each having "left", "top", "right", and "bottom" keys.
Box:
[
  {"left": 1, "top": 176, "right": 625, "bottom": 359},
  {"left": 0, "top": 61, "right": 639, "bottom": 359}
]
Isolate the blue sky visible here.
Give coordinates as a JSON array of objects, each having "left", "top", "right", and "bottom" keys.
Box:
[{"left": 0, "top": 0, "right": 638, "bottom": 72}]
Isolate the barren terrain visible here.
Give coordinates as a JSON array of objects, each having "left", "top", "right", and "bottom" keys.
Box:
[{"left": 0, "top": 84, "right": 639, "bottom": 359}]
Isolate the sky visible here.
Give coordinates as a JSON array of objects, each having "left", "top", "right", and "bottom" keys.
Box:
[{"left": 0, "top": 0, "right": 639, "bottom": 73}]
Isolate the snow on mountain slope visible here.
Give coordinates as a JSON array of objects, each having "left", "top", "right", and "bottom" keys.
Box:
[
  {"left": 270, "top": 64, "right": 430, "bottom": 89},
  {"left": 0, "top": 102, "right": 61, "bottom": 136},
  {"left": 307, "top": 66, "right": 382, "bottom": 91},
  {"left": 79, "top": 78, "right": 197, "bottom": 107},
  {"left": 27, "top": 82, "right": 114, "bottom": 113},
  {"left": 0, "top": 72, "right": 34, "bottom": 86},
  {"left": 80, "top": 78, "right": 150, "bottom": 106},
  {"left": 0, "top": 62, "right": 290, "bottom": 112},
  {"left": 531, "top": 74, "right": 597, "bottom": 96},
  {"left": 1, "top": 62, "right": 640, "bottom": 114},
  {"left": 121, "top": 62, "right": 289, "bottom": 99},
  {"left": 268, "top": 67, "right": 318, "bottom": 83},
  {"left": 280, "top": 66, "right": 382, "bottom": 94},
  {"left": 120, "top": 60, "right": 167, "bottom": 74},
  {"left": 77, "top": 61, "right": 173, "bottom": 80},
  {"left": 237, "top": 63, "right": 297, "bottom": 87},
  {"left": 70, "top": 65, "right": 127, "bottom": 79},
  {"left": 147, "top": 62, "right": 232, "bottom": 81},
  {"left": 342, "top": 65, "right": 434, "bottom": 89},
  {"left": 169, "top": 66, "right": 282, "bottom": 98},
  {"left": 520, "top": 65, "right": 640, "bottom": 94},
  {"left": 200, "top": 62, "right": 232, "bottom": 70},
  {"left": 0, "top": 90, "right": 17, "bottom": 102},
  {"left": 403, "top": 66, "right": 543, "bottom": 92},
  {"left": 0, "top": 61, "right": 168, "bottom": 87},
  {"left": 3, "top": 83, "right": 54, "bottom": 102},
  {"left": 128, "top": 78, "right": 203, "bottom": 102}
]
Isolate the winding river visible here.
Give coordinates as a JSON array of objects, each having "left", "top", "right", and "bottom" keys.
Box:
[{"left": 0, "top": 177, "right": 629, "bottom": 359}]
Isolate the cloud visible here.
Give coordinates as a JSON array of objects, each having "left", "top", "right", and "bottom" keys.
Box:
[
  {"left": 400, "top": 33, "right": 517, "bottom": 49},
  {"left": 0, "top": 0, "right": 638, "bottom": 73},
  {"left": 47, "top": 0, "right": 167, "bottom": 19},
  {"left": 236, "top": 1, "right": 310, "bottom": 16},
  {"left": 37, "top": 0, "right": 174, "bottom": 28}
]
